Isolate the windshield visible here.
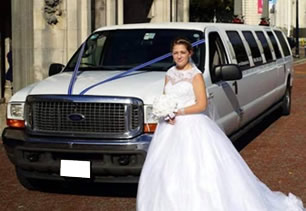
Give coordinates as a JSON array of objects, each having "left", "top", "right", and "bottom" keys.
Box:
[{"left": 66, "top": 29, "right": 204, "bottom": 71}]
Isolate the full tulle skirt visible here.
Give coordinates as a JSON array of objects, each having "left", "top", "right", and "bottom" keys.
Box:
[{"left": 137, "top": 114, "right": 305, "bottom": 211}]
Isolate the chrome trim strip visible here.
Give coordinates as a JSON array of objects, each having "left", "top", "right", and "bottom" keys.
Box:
[
  {"left": 26, "top": 95, "right": 143, "bottom": 105},
  {"left": 25, "top": 134, "right": 153, "bottom": 152}
]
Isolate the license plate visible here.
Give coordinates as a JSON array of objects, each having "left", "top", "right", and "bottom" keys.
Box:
[{"left": 60, "top": 160, "right": 90, "bottom": 178}]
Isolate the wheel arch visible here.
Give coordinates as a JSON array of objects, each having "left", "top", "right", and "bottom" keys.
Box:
[{"left": 287, "top": 73, "right": 293, "bottom": 88}]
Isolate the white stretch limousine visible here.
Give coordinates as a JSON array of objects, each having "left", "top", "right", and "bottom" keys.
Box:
[{"left": 2, "top": 23, "right": 293, "bottom": 189}]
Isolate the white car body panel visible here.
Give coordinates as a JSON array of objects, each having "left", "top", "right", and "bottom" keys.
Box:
[{"left": 10, "top": 71, "right": 165, "bottom": 105}]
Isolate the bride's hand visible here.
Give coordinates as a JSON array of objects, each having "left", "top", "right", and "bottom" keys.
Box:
[
  {"left": 165, "top": 113, "right": 176, "bottom": 125},
  {"left": 167, "top": 118, "right": 176, "bottom": 125}
]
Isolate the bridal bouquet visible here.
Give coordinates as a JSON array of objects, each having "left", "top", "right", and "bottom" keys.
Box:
[{"left": 152, "top": 94, "right": 178, "bottom": 121}]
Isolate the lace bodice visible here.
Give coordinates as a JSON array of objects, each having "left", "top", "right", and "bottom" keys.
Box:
[{"left": 165, "top": 65, "right": 202, "bottom": 109}]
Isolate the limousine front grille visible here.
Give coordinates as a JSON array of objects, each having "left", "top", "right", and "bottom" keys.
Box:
[{"left": 25, "top": 95, "right": 144, "bottom": 139}]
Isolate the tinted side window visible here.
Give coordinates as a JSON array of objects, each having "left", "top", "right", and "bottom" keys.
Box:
[
  {"left": 274, "top": 31, "right": 290, "bottom": 56},
  {"left": 226, "top": 31, "right": 250, "bottom": 69},
  {"left": 267, "top": 31, "right": 282, "bottom": 59},
  {"left": 256, "top": 31, "right": 273, "bottom": 62},
  {"left": 242, "top": 31, "right": 263, "bottom": 65}
]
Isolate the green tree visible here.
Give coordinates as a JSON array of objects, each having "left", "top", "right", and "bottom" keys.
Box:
[{"left": 190, "top": 0, "right": 234, "bottom": 23}]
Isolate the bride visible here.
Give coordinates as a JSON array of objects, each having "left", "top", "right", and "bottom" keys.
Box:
[{"left": 136, "top": 38, "right": 305, "bottom": 211}]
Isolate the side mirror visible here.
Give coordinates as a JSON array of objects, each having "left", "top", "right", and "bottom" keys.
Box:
[
  {"left": 287, "top": 37, "right": 296, "bottom": 49},
  {"left": 49, "top": 63, "right": 65, "bottom": 76},
  {"left": 214, "top": 64, "right": 242, "bottom": 81}
]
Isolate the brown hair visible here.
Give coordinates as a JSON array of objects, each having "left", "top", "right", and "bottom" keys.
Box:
[{"left": 171, "top": 37, "right": 193, "bottom": 53}]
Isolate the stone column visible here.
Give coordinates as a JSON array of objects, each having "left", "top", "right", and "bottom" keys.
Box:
[
  {"left": 149, "top": 0, "right": 171, "bottom": 22},
  {"left": 118, "top": 0, "right": 124, "bottom": 25},
  {"left": 95, "top": 0, "right": 107, "bottom": 28},
  {"left": 176, "top": 0, "right": 189, "bottom": 22},
  {"left": 149, "top": 0, "right": 189, "bottom": 23},
  {"left": 105, "top": 0, "right": 123, "bottom": 25},
  {"left": 106, "top": 0, "right": 116, "bottom": 25},
  {"left": 261, "top": 0, "right": 269, "bottom": 19},
  {"left": 234, "top": 0, "right": 243, "bottom": 17},
  {"left": 11, "top": 0, "right": 34, "bottom": 92}
]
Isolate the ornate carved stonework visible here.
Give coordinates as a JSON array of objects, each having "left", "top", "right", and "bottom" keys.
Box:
[{"left": 44, "top": 0, "right": 62, "bottom": 25}]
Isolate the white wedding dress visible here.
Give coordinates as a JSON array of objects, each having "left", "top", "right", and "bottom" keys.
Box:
[{"left": 136, "top": 66, "right": 305, "bottom": 211}]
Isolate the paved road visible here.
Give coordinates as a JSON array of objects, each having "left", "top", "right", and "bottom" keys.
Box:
[{"left": 1, "top": 62, "right": 306, "bottom": 210}]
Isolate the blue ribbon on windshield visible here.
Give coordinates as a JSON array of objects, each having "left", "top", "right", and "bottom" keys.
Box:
[
  {"left": 68, "top": 43, "right": 86, "bottom": 95},
  {"left": 68, "top": 39, "right": 205, "bottom": 95}
]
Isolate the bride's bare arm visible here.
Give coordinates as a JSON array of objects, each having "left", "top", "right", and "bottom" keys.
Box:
[
  {"left": 176, "top": 74, "right": 207, "bottom": 115},
  {"left": 163, "top": 76, "right": 169, "bottom": 94}
]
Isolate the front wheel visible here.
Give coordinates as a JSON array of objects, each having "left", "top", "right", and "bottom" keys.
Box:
[{"left": 281, "top": 86, "right": 291, "bottom": 116}]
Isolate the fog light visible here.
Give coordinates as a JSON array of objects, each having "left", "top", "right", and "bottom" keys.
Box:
[
  {"left": 118, "top": 155, "right": 130, "bottom": 166},
  {"left": 26, "top": 153, "right": 40, "bottom": 162}
]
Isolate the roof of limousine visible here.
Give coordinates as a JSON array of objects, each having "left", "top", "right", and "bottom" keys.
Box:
[{"left": 94, "top": 22, "right": 276, "bottom": 32}]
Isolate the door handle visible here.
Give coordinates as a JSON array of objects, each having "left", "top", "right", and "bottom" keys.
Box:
[
  {"left": 237, "top": 108, "right": 244, "bottom": 117},
  {"left": 232, "top": 81, "right": 238, "bottom": 94},
  {"left": 208, "top": 93, "right": 214, "bottom": 99},
  {"left": 238, "top": 108, "right": 244, "bottom": 114}
]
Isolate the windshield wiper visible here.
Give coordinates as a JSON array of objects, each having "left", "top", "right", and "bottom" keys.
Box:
[
  {"left": 65, "top": 64, "right": 171, "bottom": 71},
  {"left": 78, "top": 66, "right": 117, "bottom": 70},
  {"left": 65, "top": 65, "right": 119, "bottom": 71}
]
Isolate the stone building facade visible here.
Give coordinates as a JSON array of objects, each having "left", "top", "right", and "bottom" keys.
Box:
[{"left": 0, "top": 0, "right": 190, "bottom": 101}]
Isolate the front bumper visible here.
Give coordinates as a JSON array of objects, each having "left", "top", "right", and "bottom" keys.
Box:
[{"left": 2, "top": 128, "right": 152, "bottom": 183}]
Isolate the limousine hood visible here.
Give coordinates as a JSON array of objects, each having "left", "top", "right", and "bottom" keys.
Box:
[{"left": 10, "top": 71, "right": 165, "bottom": 104}]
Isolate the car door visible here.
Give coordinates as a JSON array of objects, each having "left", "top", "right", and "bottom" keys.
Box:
[
  {"left": 273, "top": 30, "right": 293, "bottom": 100},
  {"left": 266, "top": 29, "right": 286, "bottom": 101},
  {"left": 224, "top": 29, "right": 278, "bottom": 128},
  {"left": 204, "top": 27, "right": 241, "bottom": 135}
]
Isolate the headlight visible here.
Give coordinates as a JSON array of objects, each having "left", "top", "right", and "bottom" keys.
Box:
[
  {"left": 8, "top": 103, "right": 25, "bottom": 120},
  {"left": 144, "top": 104, "right": 158, "bottom": 133},
  {"left": 144, "top": 104, "right": 156, "bottom": 123}
]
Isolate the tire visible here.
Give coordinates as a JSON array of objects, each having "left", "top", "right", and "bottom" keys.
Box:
[
  {"left": 281, "top": 86, "right": 291, "bottom": 116},
  {"left": 16, "top": 168, "right": 37, "bottom": 190}
]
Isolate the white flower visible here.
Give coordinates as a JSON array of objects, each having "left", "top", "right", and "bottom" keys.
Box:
[{"left": 152, "top": 94, "right": 178, "bottom": 120}]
